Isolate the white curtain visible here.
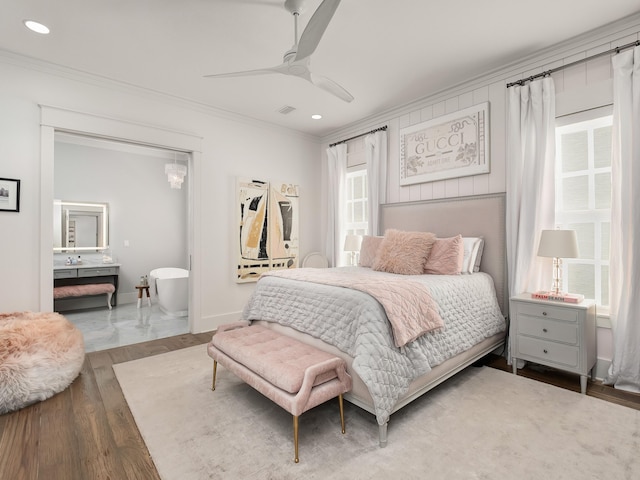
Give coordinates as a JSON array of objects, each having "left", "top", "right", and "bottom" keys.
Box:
[
  {"left": 325, "top": 144, "right": 348, "bottom": 267},
  {"left": 604, "top": 46, "right": 640, "bottom": 392},
  {"left": 506, "top": 78, "right": 556, "bottom": 365},
  {"left": 506, "top": 77, "right": 556, "bottom": 298},
  {"left": 365, "top": 130, "right": 388, "bottom": 236}
]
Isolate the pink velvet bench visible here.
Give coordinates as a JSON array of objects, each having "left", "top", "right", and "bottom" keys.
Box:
[
  {"left": 53, "top": 283, "right": 116, "bottom": 310},
  {"left": 207, "top": 321, "right": 352, "bottom": 463}
]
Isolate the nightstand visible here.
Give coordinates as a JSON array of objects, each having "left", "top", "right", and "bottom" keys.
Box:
[{"left": 510, "top": 293, "right": 596, "bottom": 394}]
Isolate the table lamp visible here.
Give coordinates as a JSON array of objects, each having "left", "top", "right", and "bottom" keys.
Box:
[
  {"left": 344, "top": 234, "right": 363, "bottom": 266},
  {"left": 537, "top": 229, "right": 579, "bottom": 295}
]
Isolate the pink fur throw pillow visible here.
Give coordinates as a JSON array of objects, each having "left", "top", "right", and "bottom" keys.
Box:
[
  {"left": 358, "top": 235, "right": 384, "bottom": 267},
  {"left": 424, "top": 234, "right": 464, "bottom": 275},
  {"left": 372, "top": 229, "right": 436, "bottom": 275}
]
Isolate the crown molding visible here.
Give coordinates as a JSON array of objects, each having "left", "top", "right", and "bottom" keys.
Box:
[{"left": 0, "top": 49, "right": 321, "bottom": 144}]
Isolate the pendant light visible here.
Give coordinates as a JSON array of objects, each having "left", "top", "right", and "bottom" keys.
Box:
[{"left": 165, "top": 153, "right": 187, "bottom": 189}]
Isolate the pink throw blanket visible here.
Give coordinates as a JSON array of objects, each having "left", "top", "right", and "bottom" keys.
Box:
[{"left": 263, "top": 269, "right": 443, "bottom": 347}]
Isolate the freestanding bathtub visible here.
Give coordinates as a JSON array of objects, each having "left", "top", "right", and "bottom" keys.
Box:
[{"left": 149, "top": 267, "right": 189, "bottom": 317}]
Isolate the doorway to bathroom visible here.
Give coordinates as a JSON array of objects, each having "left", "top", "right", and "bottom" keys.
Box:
[
  {"left": 53, "top": 133, "right": 191, "bottom": 352},
  {"left": 40, "top": 106, "right": 203, "bottom": 353}
]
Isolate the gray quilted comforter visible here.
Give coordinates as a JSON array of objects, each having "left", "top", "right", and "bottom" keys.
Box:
[{"left": 241, "top": 267, "right": 506, "bottom": 425}]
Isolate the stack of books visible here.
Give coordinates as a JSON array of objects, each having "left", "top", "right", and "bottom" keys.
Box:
[{"left": 531, "top": 291, "right": 585, "bottom": 303}]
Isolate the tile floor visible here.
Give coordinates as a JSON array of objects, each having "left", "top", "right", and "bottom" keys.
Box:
[{"left": 62, "top": 302, "right": 189, "bottom": 353}]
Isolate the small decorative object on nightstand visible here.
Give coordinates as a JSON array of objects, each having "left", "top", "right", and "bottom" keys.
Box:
[{"left": 510, "top": 293, "right": 596, "bottom": 394}]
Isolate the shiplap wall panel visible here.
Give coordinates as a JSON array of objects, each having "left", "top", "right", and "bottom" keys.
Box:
[
  {"left": 387, "top": 117, "right": 401, "bottom": 204},
  {"left": 487, "top": 81, "right": 506, "bottom": 194},
  {"left": 472, "top": 86, "right": 491, "bottom": 195},
  {"left": 564, "top": 61, "right": 588, "bottom": 91},
  {"left": 385, "top": 75, "right": 508, "bottom": 203},
  {"left": 586, "top": 45, "right": 613, "bottom": 84},
  {"left": 327, "top": 18, "right": 640, "bottom": 208}
]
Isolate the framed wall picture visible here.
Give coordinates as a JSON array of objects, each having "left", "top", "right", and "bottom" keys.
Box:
[
  {"left": 399, "top": 103, "right": 489, "bottom": 186},
  {"left": 236, "top": 178, "right": 299, "bottom": 283},
  {"left": 0, "top": 178, "right": 21, "bottom": 212}
]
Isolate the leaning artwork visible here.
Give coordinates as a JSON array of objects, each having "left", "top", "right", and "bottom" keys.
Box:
[
  {"left": 236, "top": 178, "right": 299, "bottom": 283},
  {"left": 399, "top": 103, "right": 489, "bottom": 185}
]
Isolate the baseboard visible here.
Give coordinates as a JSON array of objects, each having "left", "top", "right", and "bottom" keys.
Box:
[
  {"left": 192, "top": 310, "right": 242, "bottom": 334},
  {"left": 594, "top": 358, "right": 611, "bottom": 382}
]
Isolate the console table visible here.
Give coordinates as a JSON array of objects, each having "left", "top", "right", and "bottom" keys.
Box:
[{"left": 54, "top": 264, "right": 120, "bottom": 312}]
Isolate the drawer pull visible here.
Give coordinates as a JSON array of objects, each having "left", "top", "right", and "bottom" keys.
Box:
[
  {"left": 543, "top": 349, "right": 548, "bottom": 354},
  {"left": 542, "top": 311, "right": 547, "bottom": 316}
]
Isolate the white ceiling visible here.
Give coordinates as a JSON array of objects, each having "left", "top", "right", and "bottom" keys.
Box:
[{"left": 2, "top": 1, "right": 639, "bottom": 138}]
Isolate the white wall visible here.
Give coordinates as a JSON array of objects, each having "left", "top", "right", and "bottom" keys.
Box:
[
  {"left": 321, "top": 15, "right": 640, "bottom": 377},
  {"left": 0, "top": 56, "right": 322, "bottom": 333}
]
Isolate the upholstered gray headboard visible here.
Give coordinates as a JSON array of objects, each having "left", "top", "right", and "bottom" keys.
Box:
[{"left": 380, "top": 193, "right": 507, "bottom": 315}]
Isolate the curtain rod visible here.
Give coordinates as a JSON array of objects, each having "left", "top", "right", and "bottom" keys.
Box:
[
  {"left": 506, "top": 40, "right": 640, "bottom": 88},
  {"left": 329, "top": 125, "right": 388, "bottom": 148}
]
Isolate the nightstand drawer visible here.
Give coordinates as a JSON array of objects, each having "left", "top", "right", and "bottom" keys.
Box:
[
  {"left": 518, "top": 317, "right": 578, "bottom": 344},
  {"left": 517, "top": 302, "right": 578, "bottom": 323},
  {"left": 517, "top": 336, "right": 579, "bottom": 368}
]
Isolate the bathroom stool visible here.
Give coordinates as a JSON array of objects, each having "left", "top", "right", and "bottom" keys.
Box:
[{"left": 135, "top": 285, "right": 151, "bottom": 308}]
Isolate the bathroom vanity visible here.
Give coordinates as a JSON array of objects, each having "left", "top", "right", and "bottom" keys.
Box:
[
  {"left": 54, "top": 264, "right": 120, "bottom": 312},
  {"left": 52, "top": 198, "right": 117, "bottom": 312}
]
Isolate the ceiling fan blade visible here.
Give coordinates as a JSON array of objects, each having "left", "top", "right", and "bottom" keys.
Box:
[
  {"left": 310, "top": 73, "right": 354, "bottom": 103},
  {"left": 204, "top": 65, "right": 285, "bottom": 79},
  {"left": 294, "top": 0, "right": 341, "bottom": 62}
]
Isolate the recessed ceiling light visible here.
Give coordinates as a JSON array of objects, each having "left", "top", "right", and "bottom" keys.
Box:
[
  {"left": 311, "top": 114, "right": 322, "bottom": 120},
  {"left": 24, "top": 20, "right": 50, "bottom": 35}
]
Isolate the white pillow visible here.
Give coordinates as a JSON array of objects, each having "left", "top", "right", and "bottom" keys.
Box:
[
  {"left": 461, "top": 237, "right": 484, "bottom": 274},
  {"left": 472, "top": 238, "right": 484, "bottom": 272}
]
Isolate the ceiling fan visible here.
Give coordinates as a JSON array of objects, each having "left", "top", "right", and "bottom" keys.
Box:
[{"left": 204, "top": 0, "right": 353, "bottom": 103}]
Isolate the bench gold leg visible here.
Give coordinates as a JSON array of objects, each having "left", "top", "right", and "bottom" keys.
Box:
[
  {"left": 211, "top": 360, "right": 217, "bottom": 391},
  {"left": 293, "top": 415, "right": 299, "bottom": 463},
  {"left": 338, "top": 394, "right": 346, "bottom": 434}
]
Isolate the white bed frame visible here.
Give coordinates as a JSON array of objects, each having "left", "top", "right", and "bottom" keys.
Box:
[{"left": 258, "top": 193, "right": 508, "bottom": 447}]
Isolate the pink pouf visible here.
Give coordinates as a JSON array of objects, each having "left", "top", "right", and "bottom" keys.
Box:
[{"left": 0, "top": 311, "right": 85, "bottom": 414}]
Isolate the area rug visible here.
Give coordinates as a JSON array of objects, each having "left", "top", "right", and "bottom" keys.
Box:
[{"left": 114, "top": 345, "right": 640, "bottom": 480}]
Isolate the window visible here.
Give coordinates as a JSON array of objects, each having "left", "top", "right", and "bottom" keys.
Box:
[
  {"left": 345, "top": 169, "right": 368, "bottom": 236},
  {"left": 555, "top": 108, "right": 612, "bottom": 307}
]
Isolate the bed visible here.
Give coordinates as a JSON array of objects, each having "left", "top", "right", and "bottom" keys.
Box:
[{"left": 242, "top": 193, "right": 507, "bottom": 446}]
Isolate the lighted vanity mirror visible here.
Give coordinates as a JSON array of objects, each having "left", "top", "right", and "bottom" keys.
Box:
[{"left": 53, "top": 200, "right": 109, "bottom": 252}]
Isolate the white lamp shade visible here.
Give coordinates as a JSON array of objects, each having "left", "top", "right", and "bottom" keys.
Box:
[
  {"left": 537, "top": 230, "right": 579, "bottom": 258},
  {"left": 343, "top": 234, "right": 363, "bottom": 252}
]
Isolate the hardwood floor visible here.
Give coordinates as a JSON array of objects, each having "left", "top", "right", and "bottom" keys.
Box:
[
  {"left": 1, "top": 337, "right": 639, "bottom": 480},
  {"left": 0, "top": 332, "right": 212, "bottom": 480},
  {"left": 485, "top": 354, "right": 640, "bottom": 411}
]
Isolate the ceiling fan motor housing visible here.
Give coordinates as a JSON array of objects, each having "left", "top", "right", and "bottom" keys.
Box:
[{"left": 284, "top": 0, "right": 306, "bottom": 15}]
